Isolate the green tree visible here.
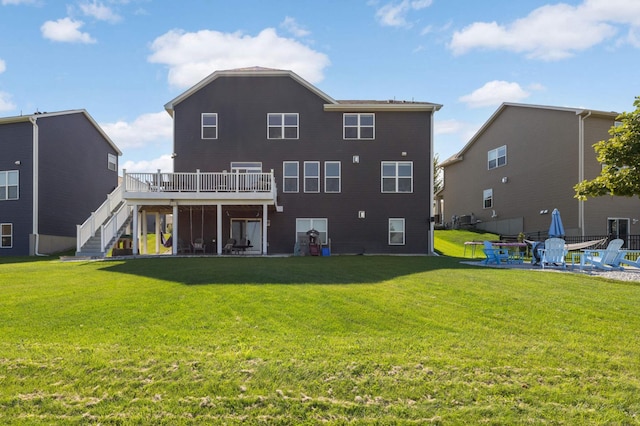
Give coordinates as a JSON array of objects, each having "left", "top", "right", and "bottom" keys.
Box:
[
  {"left": 434, "top": 154, "right": 443, "bottom": 194},
  {"left": 575, "top": 96, "right": 640, "bottom": 200}
]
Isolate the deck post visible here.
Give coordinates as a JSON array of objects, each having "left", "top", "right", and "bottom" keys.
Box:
[
  {"left": 262, "top": 204, "right": 268, "bottom": 254},
  {"left": 217, "top": 204, "right": 222, "bottom": 254},
  {"left": 131, "top": 204, "right": 138, "bottom": 256},
  {"left": 172, "top": 204, "right": 178, "bottom": 255},
  {"left": 155, "top": 212, "right": 161, "bottom": 254}
]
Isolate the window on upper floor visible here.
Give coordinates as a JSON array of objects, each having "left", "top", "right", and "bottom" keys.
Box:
[
  {"left": 1, "top": 223, "right": 12, "bottom": 248},
  {"left": 108, "top": 153, "right": 117, "bottom": 172},
  {"left": 381, "top": 161, "right": 413, "bottom": 193},
  {"left": 344, "top": 113, "right": 375, "bottom": 140},
  {"left": 304, "top": 161, "right": 320, "bottom": 193},
  {"left": 202, "top": 113, "right": 218, "bottom": 139},
  {"left": 268, "top": 113, "right": 299, "bottom": 139},
  {"left": 325, "top": 161, "right": 341, "bottom": 193},
  {"left": 488, "top": 145, "right": 507, "bottom": 170},
  {"left": 0, "top": 170, "right": 19, "bottom": 201},
  {"left": 283, "top": 161, "right": 299, "bottom": 193},
  {"left": 389, "top": 218, "right": 405, "bottom": 245},
  {"left": 483, "top": 188, "right": 493, "bottom": 209}
]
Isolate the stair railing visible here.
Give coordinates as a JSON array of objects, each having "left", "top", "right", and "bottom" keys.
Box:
[
  {"left": 101, "top": 202, "right": 133, "bottom": 253},
  {"left": 76, "top": 184, "right": 124, "bottom": 252}
]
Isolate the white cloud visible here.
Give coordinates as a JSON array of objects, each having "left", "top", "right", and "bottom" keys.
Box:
[
  {"left": 0, "top": 58, "right": 6, "bottom": 73},
  {"left": 375, "top": 0, "right": 433, "bottom": 27},
  {"left": 0, "top": 91, "right": 16, "bottom": 112},
  {"left": 148, "top": 28, "right": 330, "bottom": 89},
  {"left": 434, "top": 119, "right": 465, "bottom": 135},
  {"left": 101, "top": 111, "right": 172, "bottom": 149},
  {"left": 449, "top": 0, "right": 640, "bottom": 60},
  {"left": 121, "top": 155, "right": 173, "bottom": 173},
  {"left": 78, "top": 1, "right": 121, "bottom": 23},
  {"left": 459, "top": 81, "right": 530, "bottom": 108},
  {"left": 280, "top": 16, "right": 310, "bottom": 37},
  {"left": 41, "top": 17, "right": 96, "bottom": 43}
]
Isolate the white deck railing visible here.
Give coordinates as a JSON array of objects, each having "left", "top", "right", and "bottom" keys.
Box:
[
  {"left": 101, "top": 202, "right": 133, "bottom": 252},
  {"left": 123, "top": 169, "right": 274, "bottom": 193},
  {"left": 76, "top": 184, "right": 125, "bottom": 252}
]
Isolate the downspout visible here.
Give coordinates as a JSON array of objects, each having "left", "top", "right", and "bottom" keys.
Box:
[
  {"left": 29, "top": 116, "right": 45, "bottom": 256},
  {"left": 578, "top": 111, "right": 591, "bottom": 237},
  {"left": 429, "top": 111, "right": 436, "bottom": 255}
]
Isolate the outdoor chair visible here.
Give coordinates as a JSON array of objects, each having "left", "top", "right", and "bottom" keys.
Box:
[
  {"left": 192, "top": 238, "right": 206, "bottom": 254},
  {"left": 222, "top": 238, "right": 236, "bottom": 254},
  {"left": 540, "top": 238, "right": 568, "bottom": 269},
  {"left": 581, "top": 238, "right": 625, "bottom": 270},
  {"left": 482, "top": 241, "right": 509, "bottom": 265}
]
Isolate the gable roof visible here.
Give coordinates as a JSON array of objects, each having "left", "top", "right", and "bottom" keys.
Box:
[
  {"left": 439, "top": 102, "right": 618, "bottom": 167},
  {"left": 164, "top": 67, "right": 442, "bottom": 115},
  {"left": 164, "top": 67, "right": 337, "bottom": 115},
  {"left": 0, "top": 109, "right": 122, "bottom": 155}
]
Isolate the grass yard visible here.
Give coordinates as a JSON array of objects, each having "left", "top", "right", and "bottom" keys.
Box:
[{"left": 1, "top": 246, "right": 639, "bottom": 424}]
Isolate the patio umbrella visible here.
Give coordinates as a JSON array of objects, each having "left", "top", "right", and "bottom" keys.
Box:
[{"left": 548, "top": 208, "right": 565, "bottom": 238}]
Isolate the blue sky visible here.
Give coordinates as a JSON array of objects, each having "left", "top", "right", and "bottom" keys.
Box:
[{"left": 1, "top": 0, "right": 639, "bottom": 172}]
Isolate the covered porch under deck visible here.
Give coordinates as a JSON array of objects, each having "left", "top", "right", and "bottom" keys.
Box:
[{"left": 122, "top": 170, "right": 281, "bottom": 256}]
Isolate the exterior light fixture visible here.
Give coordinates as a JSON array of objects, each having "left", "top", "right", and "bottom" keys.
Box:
[{"left": 358, "top": 210, "right": 366, "bottom": 219}]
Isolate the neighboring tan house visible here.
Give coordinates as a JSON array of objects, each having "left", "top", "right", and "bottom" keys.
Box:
[
  {"left": 79, "top": 67, "right": 442, "bottom": 256},
  {"left": 438, "top": 103, "right": 640, "bottom": 241},
  {"left": 0, "top": 110, "right": 121, "bottom": 256}
]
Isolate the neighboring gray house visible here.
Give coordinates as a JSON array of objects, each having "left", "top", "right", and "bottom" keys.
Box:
[
  {"left": 438, "top": 103, "right": 640, "bottom": 241},
  {"left": 116, "top": 67, "right": 441, "bottom": 255},
  {"left": 0, "top": 110, "right": 121, "bottom": 256}
]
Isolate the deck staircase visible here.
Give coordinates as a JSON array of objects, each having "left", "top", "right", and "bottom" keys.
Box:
[{"left": 75, "top": 185, "right": 133, "bottom": 258}]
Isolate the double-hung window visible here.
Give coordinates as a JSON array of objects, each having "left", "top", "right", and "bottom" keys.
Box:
[
  {"left": 202, "top": 113, "right": 218, "bottom": 139},
  {"left": 483, "top": 189, "right": 493, "bottom": 209},
  {"left": 488, "top": 145, "right": 506, "bottom": 169},
  {"left": 0, "top": 170, "right": 19, "bottom": 200},
  {"left": 381, "top": 161, "right": 413, "bottom": 193},
  {"left": 344, "top": 113, "right": 374, "bottom": 139},
  {"left": 304, "top": 161, "right": 320, "bottom": 193},
  {"left": 324, "top": 161, "right": 341, "bottom": 193},
  {"left": 1, "top": 223, "right": 12, "bottom": 248},
  {"left": 108, "top": 153, "right": 117, "bottom": 171},
  {"left": 268, "top": 113, "right": 299, "bottom": 139},
  {"left": 283, "top": 161, "right": 299, "bottom": 193},
  {"left": 389, "top": 218, "right": 405, "bottom": 245}
]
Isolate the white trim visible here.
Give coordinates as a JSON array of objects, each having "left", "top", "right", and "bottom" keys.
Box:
[
  {"left": 324, "top": 161, "right": 341, "bottom": 193},
  {"left": 303, "top": 161, "right": 320, "bottom": 193},
  {"left": 389, "top": 218, "right": 405, "bottom": 245},
  {"left": 0, "top": 170, "right": 19, "bottom": 200},
  {"left": 283, "top": 161, "right": 299, "bottom": 193},
  {"left": 0, "top": 223, "right": 12, "bottom": 248},
  {"left": 267, "top": 113, "right": 299, "bottom": 140},
  {"left": 343, "top": 113, "right": 375, "bottom": 140},
  {"left": 381, "top": 161, "right": 413, "bottom": 193},
  {"left": 201, "top": 112, "right": 218, "bottom": 139},
  {"left": 165, "top": 68, "right": 338, "bottom": 115}
]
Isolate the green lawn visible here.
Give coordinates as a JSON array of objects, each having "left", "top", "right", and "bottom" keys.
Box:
[{"left": 1, "top": 247, "right": 639, "bottom": 424}]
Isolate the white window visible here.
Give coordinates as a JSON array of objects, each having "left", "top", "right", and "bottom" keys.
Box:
[
  {"left": 381, "top": 161, "right": 413, "bottom": 193},
  {"left": 325, "top": 161, "right": 341, "bottom": 193},
  {"left": 268, "top": 113, "right": 299, "bottom": 139},
  {"left": 488, "top": 146, "right": 507, "bottom": 170},
  {"left": 0, "top": 170, "right": 19, "bottom": 200},
  {"left": 296, "top": 218, "right": 328, "bottom": 245},
  {"left": 108, "top": 153, "right": 117, "bottom": 172},
  {"left": 483, "top": 188, "right": 493, "bottom": 209},
  {"left": 283, "top": 161, "right": 299, "bottom": 193},
  {"left": 304, "top": 161, "right": 320, "bottom": 193},
  {"left": 1, "top": 223, "right": 12, "bottom": 248},
  {"left": 344, "top": 113, "right": 374, "bottom": 139},
  {"left": 202, "top": 113, "right": 218, "bottom": 139},
  {"left": 389, "top": 218, "right": 405, "bottom": 245},
  {"left": 231, "top": 162, "right": 262, "bottom": 173}
]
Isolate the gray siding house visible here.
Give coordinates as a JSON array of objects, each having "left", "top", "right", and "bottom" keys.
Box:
[
  {"left": 0, "top": 110, "right": 121, "bottom": 256},
  {"left": 122, "top": 67, "right": 441, "bottom": 255},
  {"left": 438, "top": 103, "right": 640, "bottom": 241}
]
